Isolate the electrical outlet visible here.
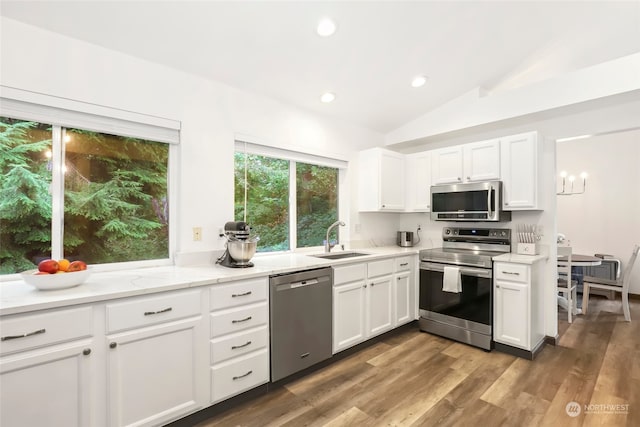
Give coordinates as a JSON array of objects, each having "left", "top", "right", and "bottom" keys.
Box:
[
  {"left": 192, "top": 227, "right": 202, "bottom": 241},
  {"left": 417, "top": 224, "right": 422, "bottom": 231}
]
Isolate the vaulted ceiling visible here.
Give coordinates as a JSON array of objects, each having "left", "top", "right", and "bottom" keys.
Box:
[{"left": 2, "top": 1, "right": 639, "bottom": 133}]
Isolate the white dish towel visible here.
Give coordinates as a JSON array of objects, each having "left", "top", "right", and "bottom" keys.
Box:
[{"left": 442, "top": 266, "right": 462, "bottom": 293}]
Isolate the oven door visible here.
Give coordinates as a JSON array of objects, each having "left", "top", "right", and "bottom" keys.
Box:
[{"left": 419, "top": 261, "right": 492, "bottom": 334}]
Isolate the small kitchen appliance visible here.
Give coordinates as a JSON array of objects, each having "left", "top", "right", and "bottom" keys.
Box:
[
  {"left": 217, "top": 221, "right": 259, "bottom": 268},
  {"left": 397, "top": 231, "right": 415, "bottom": 247}
]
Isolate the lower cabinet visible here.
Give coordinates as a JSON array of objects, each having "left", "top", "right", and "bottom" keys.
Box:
[
  {"left": 0, "top": 341, "right": 94, "bottom": 427},
  {"left": 493, "top": 258, "right": 545, "bottom": 354},
  {"left": 105, "top": 289, "right": 208, "bottom": 427},
  {"left": 333, "top": 279, "right": 367, "bottom": 352},
  {"left": 333, "top": 255, "right": 416, "bottom": 354},
  {"left": 494, "top": 280, "right": 529, "bottom": 348},
  {"left": 209, "top": 278, "right": 270, "bottom": 404},
  {"left": 0, "top": 306, "right": 95, "bottom": 427}
]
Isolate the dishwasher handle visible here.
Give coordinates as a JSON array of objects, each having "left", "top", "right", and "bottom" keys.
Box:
[{"left": 274, "top": 275, "right": 331, "bottom": 292}]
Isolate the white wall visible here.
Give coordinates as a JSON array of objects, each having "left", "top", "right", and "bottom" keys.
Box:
[
  {"left": 0, "top": 17, "right": 385, "bottom": 259},
  {"left": 557, "top": 129, "right": 640, "bottom": 293}
]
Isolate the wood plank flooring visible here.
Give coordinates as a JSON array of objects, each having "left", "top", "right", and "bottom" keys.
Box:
[{"left": 194, "top": 296, "right": 639, "bottom": 427}]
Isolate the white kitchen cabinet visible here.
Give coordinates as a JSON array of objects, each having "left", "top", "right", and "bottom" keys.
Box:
[
  {"left": 366, "top": 259, "right": 394, "bottom": 337},
  {"left": 431, "top": 145, "right": 463, "bottom": 185},
  {"left": 333, "top": 263, "right": 367, "bottom": 353},
  {"left": 500, "top": 131, "right": 541, "bottom": 210},
  {"left": 105, "top": 289, "right": 208, "bottom": 427},
  {"left": 431, "top": 139, "right": 500, "bottom": 185},
  {"left": 393, "top": 256, "right": 415, "bottom": 326},
  {"left": 405, "top": 151, "right": 431, "bottom": 212},
  {"left": 209, "top": 278, "right": 269, "bottom": 404},
  {"left": 493, "top": 258, "right": 545, "bottom": 356},
  {"left": 333, "top": 257, "right": 410, "bottom": 354},
  {"left": 333, "top": 279, "right": 367, "bottom": 353},
  {"left": 0, "top": 307, "right": 94, "bottom": 427},
  {"left": 463, "top": 139, "right": 501, "bottom": 182},
  {"left": 358, "top": 148, "right": 405, "bottom": 211}
]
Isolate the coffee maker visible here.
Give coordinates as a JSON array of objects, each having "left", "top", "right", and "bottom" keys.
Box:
[{"left": 216, "top": 221, "right": 259, "bottom": 268}]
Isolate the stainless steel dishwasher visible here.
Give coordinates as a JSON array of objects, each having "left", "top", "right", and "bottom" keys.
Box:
[{"left": 269, "top": 267, "right": 332, "bottom": 382}]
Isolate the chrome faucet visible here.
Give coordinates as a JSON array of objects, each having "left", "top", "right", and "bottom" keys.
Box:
[{"left": 324, "top": 221, "right": 346, "bottom": 253}]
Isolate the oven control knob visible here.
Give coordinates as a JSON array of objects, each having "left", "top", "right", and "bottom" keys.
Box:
[
  {"left": 501, "top": 231, "right": 506, "bottom": 237},
  {"left": 445, "top": 229, "right": 451, "bottom": 235}
]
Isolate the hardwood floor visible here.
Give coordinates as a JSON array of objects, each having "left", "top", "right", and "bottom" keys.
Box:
[{"left": 194, "top": 296, "right": 639, "bottom": 427}]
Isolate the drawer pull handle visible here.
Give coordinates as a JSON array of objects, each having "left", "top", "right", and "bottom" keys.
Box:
[
  {"left": 232, "top": 316, "right": 252, "bottom": 324},
  {"left": 502, "top": 271, "right": 520, "bottom": 276},
  {"left": 83, "top": 348, "right": 92, "bottom": 356},
  {"left": 1, "top": 328, "right": 46, "bottom": 341},
  {"left": 144, "top": 307, "right": 172, "bottom": 316},
  {"left": 110, "top": 342, "right": 118, "bottom": 349},
  {"left": 400, "top": 263, "right": 409, "bottom": 266},
  {"left": 232, "top": 291, "right": 252, "bottom": 298},
  {"left": 231, "top": 341, "right": 252, "bottom": 350},
  {"left": 300, "top": 352, "right": 310, "bottom": 359},
  {"left": 233, "top": 370, "right": 253, "bottom": 380}
]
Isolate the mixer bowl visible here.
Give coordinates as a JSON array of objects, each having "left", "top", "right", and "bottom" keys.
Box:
[{"left": 227, "top": 237, "right": 259, "bottom": 264}]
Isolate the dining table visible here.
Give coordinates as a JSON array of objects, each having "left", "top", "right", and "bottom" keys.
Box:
[{"left": 557, "top": 253, "right": 602, "bottom": 316}]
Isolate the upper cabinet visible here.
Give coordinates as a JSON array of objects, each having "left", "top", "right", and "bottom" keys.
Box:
[
  {"left": 431, "top": 139, "right": 500, "bottom": 185},
  {"left": 430, "top": 145, "right": 463, "bottom": 185},
  {"left": 405, "top": 151, "right": 431, "bottom": 212},
  {"left": 500, "top": 132, "right": 541, "bottom": 210},
  {"left": 358, "top": 148, "right": 405, "bottom": 212},
  {"left": 357, "top": 131, "right": 541, "bottom": 213}
]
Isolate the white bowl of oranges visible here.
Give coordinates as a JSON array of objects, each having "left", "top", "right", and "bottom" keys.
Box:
[{"left": 21, "top": 259, "right": 90, "bottom": 291}]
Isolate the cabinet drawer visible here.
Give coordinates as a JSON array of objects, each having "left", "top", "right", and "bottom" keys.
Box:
[
  {"left": 333, "top": 263, "right": 366, "bottom": 285},
  {"left": 0, "top": 307, "right": 92, "bottom": 355},
  {"left": 368, "top": 259, "right": 394, "bottom": 278},
  {"left": 211, "top": 349, "right": 269, "bottom": 403},
  {"left": 210, "top": 278, "right": 268, "bottom": 311},
  {"left": 210, "top": 303, "right": 268, "bottom": 338},
  {"left": 211, "top": 326, "right": 268, "bottom": 364},
  {"left": 106, "top": 289, "right": 202, "bottom": 333},
  {"left": 495, "top": 263, "right": 529, "bottom": 283},
  {"left": 395, "top": 256, "right": 412, "bottom": 272}
]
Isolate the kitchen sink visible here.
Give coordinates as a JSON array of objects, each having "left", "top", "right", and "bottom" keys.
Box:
[{"left": 309, "top": 251, "right": 370, "bottom": 260}]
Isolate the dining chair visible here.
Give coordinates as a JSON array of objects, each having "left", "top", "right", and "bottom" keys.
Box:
[
  {"left": 582, "top": 244, "right": 639, "bottom": 322},
  {"left": 557, "top": 246, "right": 577, "bottom": 323}
]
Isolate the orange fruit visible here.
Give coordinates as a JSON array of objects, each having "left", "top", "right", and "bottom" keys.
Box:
[{"left": 58, "top": 259, "right": 71, "bottom": 272}]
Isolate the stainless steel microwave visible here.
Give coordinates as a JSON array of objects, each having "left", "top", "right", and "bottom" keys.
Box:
[{"left": 430, "top": 181, "right": 511, "bottom": 222}]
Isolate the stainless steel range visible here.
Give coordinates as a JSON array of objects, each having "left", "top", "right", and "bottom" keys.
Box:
[{"left": 419, "top": 227, "right": 511, "bottom": 350}]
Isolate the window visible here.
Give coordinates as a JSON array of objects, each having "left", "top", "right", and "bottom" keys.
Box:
[
  {"left": 0, "top": 104, "right": 175, "bottom": 275},
  {"left": 234, "top": 143, "right": 342, "bottom": 252}
]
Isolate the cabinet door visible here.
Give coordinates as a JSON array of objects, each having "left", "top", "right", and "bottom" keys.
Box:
[
  {"left": 107, "top": 317, "right": 207, "bottom": 427},
  {"left": 394, "top": 271, "right": 411, "bottom": 326},
  {"left": 379, "top": 151, "right": 405, "bottom": 210},
  {"left": 463, "top": 139, "right": 500, "bottom": 182},
  {"left": 0, "top": 342, "right": 93, "bottom": 427},
  {"left": 405, "top": 152, "right": 431, "bottom": 212},
  {"left": 367, "top": 275, "right": 393, "bottom": 337},
  {"left": 500, "top": 132, "right": 539, "bottom": 210},
  {"left": 431, "top": 146, "right": 463, "bottom": 185},
  {"left": 333, "top": 281, "right": 366, "bottom": 353},
  {"left": 494, "top": 280, "right": 529, "bottom": 349}
]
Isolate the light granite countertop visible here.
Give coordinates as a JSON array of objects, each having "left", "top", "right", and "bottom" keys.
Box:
[{"left": 0, "top": 246, "right": 419, "bottom": 316}]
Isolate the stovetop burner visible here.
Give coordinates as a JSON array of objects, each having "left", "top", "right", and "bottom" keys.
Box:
[{"left": 420, "top": 227, "right": 512, "bottom": 268}]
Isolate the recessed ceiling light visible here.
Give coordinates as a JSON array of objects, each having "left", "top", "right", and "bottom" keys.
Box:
[
  {"left": 317, "top": 18, "right": 337, "bottom": 37},
  {"left": 411, "top": 75, "right": 428, "bottom": 88},
  {"left": 320, "top": 92, "right": 336, "bottom": 103}
]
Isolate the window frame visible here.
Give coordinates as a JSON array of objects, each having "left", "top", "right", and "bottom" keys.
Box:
[
  {"left": 234, "top": 139, "right": 347, "bottom": 253},
  {"left": 0, "top": 89, "right": 180, "bottom": 279}
]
